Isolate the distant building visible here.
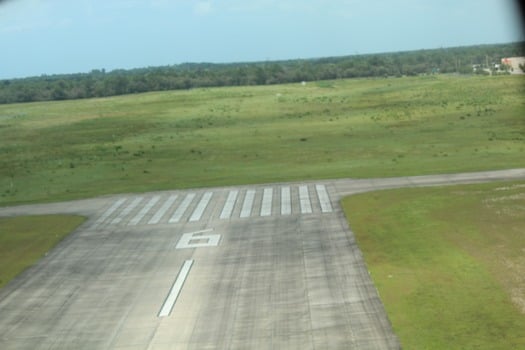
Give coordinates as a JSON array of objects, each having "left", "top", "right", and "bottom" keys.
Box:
[{"left": 501, "top": 57, "right": 525, "bottom": 74}]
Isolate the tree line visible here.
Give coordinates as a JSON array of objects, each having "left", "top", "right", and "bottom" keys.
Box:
[{"left": 1, "top": 42, "right": 523, "bottom": 104}]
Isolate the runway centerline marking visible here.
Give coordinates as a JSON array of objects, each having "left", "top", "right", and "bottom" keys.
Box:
[
  {"left": 220, "top": 190, "right": 238, "bottom": 219},
  {"left": 158, "top": 260, "right": 193, "bottom": 317}
]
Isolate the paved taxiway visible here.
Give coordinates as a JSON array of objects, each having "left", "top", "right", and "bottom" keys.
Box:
[{"left": 1, "top": 169, "right": 524, "bottom": 349}]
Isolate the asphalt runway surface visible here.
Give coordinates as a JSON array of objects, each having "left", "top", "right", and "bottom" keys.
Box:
[{"left": 1, "top": 169, "right": 524, "bottom": 350}]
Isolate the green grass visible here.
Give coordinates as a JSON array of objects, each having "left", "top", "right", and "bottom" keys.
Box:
[
  {"left": 0, "top": 215, "right": 86, "bottom": 289},
  {"left": 341, "top": 181, "right": 525, "bottom": 349},
  {"left": 1, "top": 75, "right": 524, "bottom": 344},
  {"left": 1, "top": 75, "right": 524, "bottom": 205}
]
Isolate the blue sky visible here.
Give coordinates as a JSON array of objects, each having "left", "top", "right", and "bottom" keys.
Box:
[{"left": 0, "top": 0, "right": 523, "bottom": 79}]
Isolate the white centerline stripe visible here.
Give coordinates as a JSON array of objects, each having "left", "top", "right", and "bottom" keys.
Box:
[
  {"left": 158, "top": 260, "right": 194, "bottom": 317},
  {"left": 111, "top": 197, "right": 143, "bottom": 225},
  {"left": 169, "top": 193, "right": 196, "bottom": 223},
  {"left": 93, "top": 198, "right": 127, "bottom": 227},
  {"left": 128, "top": 196, "right": 160, "bottom": 226},
  {"left": 240, "top": 190, "right": 255, "bottom": 218},
  {"left": 220, "top": 190, "right": 238, "bottom": 219},
  {"left": 299, "top": 185, "right": 312, "bottom": 214},
  {"left": 189, "top": 192, "right": 213, "bottom": 222},
  {"left": 315, "top": 184, "right": 333, "bottom": 213},
  {"left": 148, "top": 195, "right": 178, "bottom": 225},
  {"left": 281, "top": 186, "right": 291, "bottom": 215},
  {"left": 260, "top": 188, "right": 273, "bottom": 217}
]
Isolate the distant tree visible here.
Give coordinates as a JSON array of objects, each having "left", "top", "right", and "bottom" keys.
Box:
[
  {"left": 0, "top": 42, "right": 524, "bottom": 104},
  {"left": 52, "top": 80, "right": 68, "bottom": 100}
]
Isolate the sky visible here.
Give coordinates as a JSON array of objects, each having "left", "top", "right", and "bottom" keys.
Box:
[{"left": 0, "top": 0, "right": 523, "bottom": 80}]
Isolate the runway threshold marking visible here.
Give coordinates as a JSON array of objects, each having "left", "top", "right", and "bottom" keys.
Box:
[
  {"left": 111, "top": 197, "right": 143, "bottom": 225},
  {"left": 189, "top": 192, "right": 213, "bottom": 222},
  {"left": 315, "top": 184, "right": 333, "bottom": 213},
  {"left": 158, "top": 260, "right": 194, "bottom": 317},
  {"left": 169, "top": 193, "right": 196, "bottom": 223},
  {"left": 281, "top": 186, "right": 291, "bottom": 215},
  {"left": 148, "top": 195, "right": 178, "bottom": 225},
  {"left": 128, "top": 195, "right": 160, "bottom": 226},
  {"left": 299, "top": 185, "right": 312, "bottom": 214},
  {"left": 93, "top": 198, "right": 126, "bottom": 227},
  {"left": 260, "top": 188, "right": 273, "bottom": 217},
  {"left": 240, "top": 190, "right": 255, "bottom": 218},
  {"left": 98, "top": 183, "right": 334, "bottom": 227},
  {"left": 220, "top": 190, "right": 238, "bottom": 219}
]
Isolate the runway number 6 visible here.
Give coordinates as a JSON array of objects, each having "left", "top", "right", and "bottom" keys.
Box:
[{"left": 175, "top": 229, "right": 221, "bottom": 249}]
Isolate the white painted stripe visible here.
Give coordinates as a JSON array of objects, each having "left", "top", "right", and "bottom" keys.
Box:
[
  {"left": 148, "top": 195, "right": 178, "bottom": 224},
  {"left": 189, "top": 192, "right": 213, "bottom": 222},
  {"left": 220, "top": 190, "right": 238, "bottom": 219},
  {"left": 93, "top": 198, "right": 126, "bottom": 226},
  {"left": 111, "top": 197, "right": 143, "bottom": 224},
  {"left": 128, "top": 196, "right": 160, "bottom": 226},
  {"left": 158, "top": 260, "right": 193, "bottom": 317},
  {"left": 281, "top": 186, "right": 291, "bottom": 215},
  {"left": 240, "top": 190, "right": 255, "bottom": 218},
  {"left": 260, "top": 188, "right": 273, "bottom": 217},
  {"left": 169, "top": 193, "right": 196, "bottom": 223},
  {"left": 299, "top": 185, "right": 312, "bottom": 214},
  {"left": 316, "top": 184, "right": 333, "bottom": 213}
]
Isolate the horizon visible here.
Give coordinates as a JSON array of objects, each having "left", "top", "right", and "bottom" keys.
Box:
[
  {"left": 1, "top": 40, "right": 523, "bottom": 81},
  {"left": 1, "top": 0, "right": 523, "bottom": 80}
]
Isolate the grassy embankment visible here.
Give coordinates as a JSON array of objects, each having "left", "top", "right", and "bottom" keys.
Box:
[
  {"left": 342, "top": 181, "right": 525, "bottom": 349},
  {"left": 1, "top": 75, "right": 524, "bottom": 206},
  {"left": 0, "top": 215, "right": 85, "bottom": 289}
]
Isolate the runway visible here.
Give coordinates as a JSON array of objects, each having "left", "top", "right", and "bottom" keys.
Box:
[{"left": 1, "top": 169, "right": 524, "bottom": 349}]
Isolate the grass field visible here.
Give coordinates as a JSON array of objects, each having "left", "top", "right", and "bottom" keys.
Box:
[
  {"left": 0, "top": 215, "right": 85, "bottom": 290},
  {"left": 0, "top": 75, "right": 524, "bottom": 344},
  {"left": 341, "top": 181, "right": 525, "bottom": 349},
  {"left": 0, "top": 75, "right": 524, "bottom": 205}
]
